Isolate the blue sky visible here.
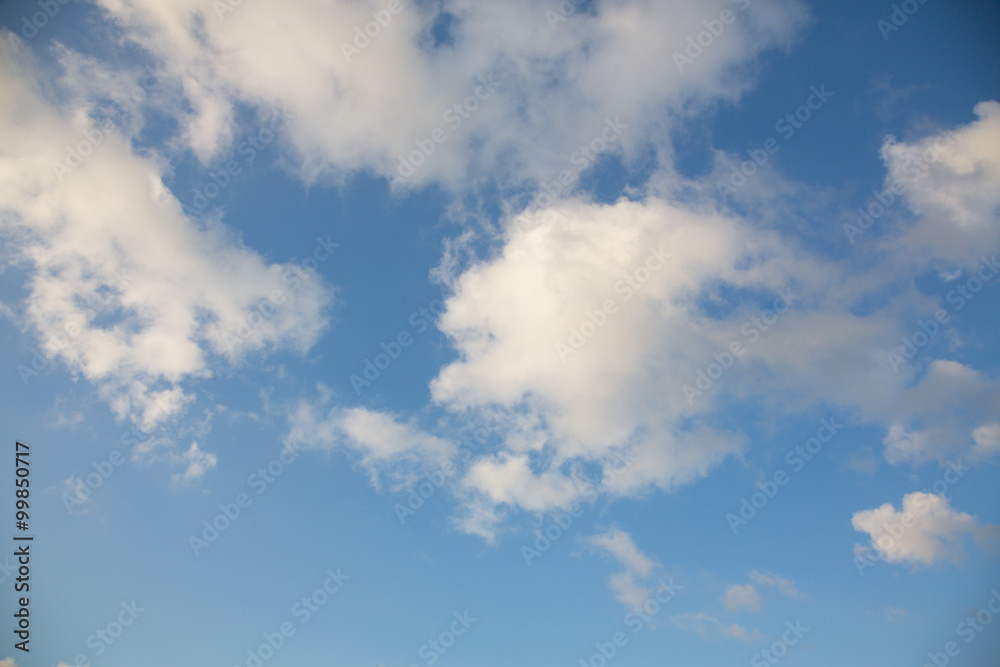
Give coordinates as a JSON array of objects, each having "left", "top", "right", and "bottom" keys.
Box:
[{"left": 1, "top": 0, "right": 999, "bottom": 666}]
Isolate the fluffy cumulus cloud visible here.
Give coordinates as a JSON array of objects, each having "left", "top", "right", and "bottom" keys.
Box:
[
  {"left": 6, "top": 0, "right": 997, "bottom": 535},
  {"left": 0, "top": 43, "right": 331, "bottom": 452},
  {"left": 271, "top": 98, "right": 1000, "bottom": 541},
  {"left": 277, "top": 98, "right": 1000, "bottom": 538},
  {"left": 879, "top": 100, "right": 1000, "bottom": 264},
  {"left": 852, "top": 492, "right": 1000, "bottom": 567},
  {"left": 89, "top": 0, "right": 808, "bottom": 189},
  {"left": 416, "top": 99, "right": 1000, "bottom": 536},
  {"left": 430, "top": 197, "right": 811, "bottom": 509},
  {"left": 464, "top": 454, "right": 583, "bottom": 512}
]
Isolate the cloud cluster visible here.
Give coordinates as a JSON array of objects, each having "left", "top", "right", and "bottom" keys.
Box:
[
  {"left": 0, "top": 43, "right": 332, "bottom": 449},
  {"left": 273, "top": 101, "right": 1000, "bottom": 542},
  {"left": 420, "top": 103, "right": 1000, "bottom": 535},
  {"left": 90, "top": 0, "right": 808, "bottom": 189},
  {"left": 3, "top": 0, "right": 997, "bottom": 544},
  {"left": 852, "top": 492, "right": 1000, "bottom": 566},
  {"left": 429, "top": 197, "right": 807, "bottom": 509}
]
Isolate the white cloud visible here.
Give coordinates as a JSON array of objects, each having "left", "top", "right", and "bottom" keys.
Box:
[
  {"left": 87, "top": 0, "right": 809, "bottom": 190},
  {"left": 722, "top": 583, "right": 761, "bottom": 612},
  {"left": 588, "top": 528, "right": 657, "bottom": 577},
  {"left": 463, "top": 454, "right": 582, "bottom": 512},
  {"left": 420, "top": 123, "right": 1000, "bottom": 534},
  {"left": 170, "top": 442, "right": 218, "bottom": 485},
  {"left": 0, "top": 44, "right": 333, "bottom": 434},
  {"left": 971, "top": 423, "right": 1000, "bottom": 460},
  {"left": 883, "top": 424, "right": 937, "bottom": 465},
  {"left": 879, "top": 361, "right": 1000, "bottom": 466},
  {"left": 16, "top": 0, "right": 994, "bottom": 530},
  {"left": 429, "top": 197, "right": 813, "bottom": 524},
  {"left": 452, "top": 496, "right": 506, "bottom": 546},
  {"left": 881, "top": 100, "right": 1000, "bottom": 263},
  {"left": 607, "top": 571, "right": 656, "bottom": 610},
  {"left": 587, "top": 528, "right": 660, "bottom": 608},
  {"left": 852, "top": 492, "right": 1000, "bottom": 567},
  {"left": 284, "top": 388, "right": 454, "bottom": 489},
  {"left": 306, "top": 98, "right": 1000, "bottom": 543}
]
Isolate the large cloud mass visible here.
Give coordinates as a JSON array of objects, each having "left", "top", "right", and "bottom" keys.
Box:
[{"left": 0, "top": 44, "right": 332, "bottom": 440}]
